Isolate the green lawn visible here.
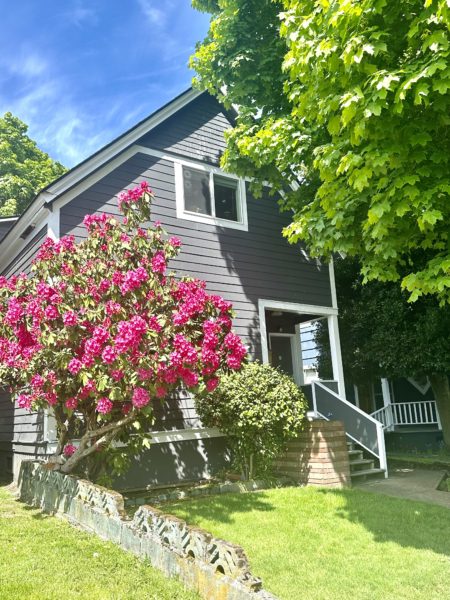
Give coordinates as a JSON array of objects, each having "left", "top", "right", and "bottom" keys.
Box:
[
  {"left": 0, "top": 482, "right": 197, "bottom": 600},
  {"left": 167, "top": 486, "right": 450, "bottom": 600}
]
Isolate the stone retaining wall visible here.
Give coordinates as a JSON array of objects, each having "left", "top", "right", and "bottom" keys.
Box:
[
  {"left": 274, "top": 420, "right": 351, "bottom": 487},
  {"left": 17, "top": 461, "right": 276, "bottom": 600}
]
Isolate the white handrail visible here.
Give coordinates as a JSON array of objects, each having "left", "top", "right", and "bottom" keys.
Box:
[{"left": 314, "top": 381, "right": 383, "bottom": 426}]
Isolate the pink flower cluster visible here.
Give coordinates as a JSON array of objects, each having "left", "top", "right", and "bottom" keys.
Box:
[
  {"left": 97, "top": 396, "right": 113, "bottom": 414},
  {"left": 151, "top": 251, "right": 166, "bottom": 275},
  {"left": 132, "top": 387, "right": 150, "bottom": 408},
  {"left": 224, "top": 332, "right": 247, "bottom": 370},
  {"left": 114, "top": 316, "right": 147, "bottom": 354},
  {"left": 63, "top": 444, "right": 77, "bottom": 457},
  {"left": 120, "top": 266, "right": 148, "bottom": 294},
  {"left": 118, "top": 181, "right": 152, "bottom": 212}
]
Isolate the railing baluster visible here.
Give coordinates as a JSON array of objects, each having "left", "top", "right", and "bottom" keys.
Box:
[{"left": 413, "top": 403, "right": 418, "bottom": 425}]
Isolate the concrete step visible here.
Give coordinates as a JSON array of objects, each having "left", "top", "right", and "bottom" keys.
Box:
[
  {"left": 349, "top": 459, "right": 374, "bottom": 472},
  {"left": 348, "top": 449, "right": 364, "bottom": 461},
  {"left": 350, "top": 468, "right": 385, "bottom": 482}
]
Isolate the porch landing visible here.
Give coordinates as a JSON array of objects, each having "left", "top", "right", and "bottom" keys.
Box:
[{"left": 354, "top": 467, "right": 450, "bottom": 509}]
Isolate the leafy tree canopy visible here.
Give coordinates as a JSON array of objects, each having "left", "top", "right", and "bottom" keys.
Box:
[
  {"left": 0, "top": 112, "right": 66, "bottom": 217},
  {"left": 192, "top": 0, "right": 450, "bottom": 303}
]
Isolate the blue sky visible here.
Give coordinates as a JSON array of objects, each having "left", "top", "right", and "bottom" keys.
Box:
[{"left": 0, "top": 1, "right": 210, "bottom": 167}]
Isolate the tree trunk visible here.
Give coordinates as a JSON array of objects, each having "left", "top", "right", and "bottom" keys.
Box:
[{"left": 429, "top": 373, "right": 450, "bottom": 448}]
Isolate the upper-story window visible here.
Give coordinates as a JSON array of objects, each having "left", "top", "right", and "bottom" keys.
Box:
[{"left": 175, "top": 161, "right": 248, "bottom": 231}]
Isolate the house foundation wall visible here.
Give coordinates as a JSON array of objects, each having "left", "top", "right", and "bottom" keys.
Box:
[{"left": 274, "top": 420, "right": 351, "bottom": 488}]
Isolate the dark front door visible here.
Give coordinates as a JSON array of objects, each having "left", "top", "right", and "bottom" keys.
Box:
[{"left": 270, "top": 335, "right": 294, "bottom": 377}]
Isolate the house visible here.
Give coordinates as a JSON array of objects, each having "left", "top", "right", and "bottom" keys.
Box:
[{"left": 0, "top": 89, "right": 386, "bottom": 486}]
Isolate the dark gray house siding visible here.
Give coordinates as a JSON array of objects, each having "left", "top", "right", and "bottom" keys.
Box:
[
  {"left": 0, "top": 226, "right": 48, "bottom": 476},
  {"left": 0, "top": 388, "right": 14, "bottom": 474},
  {"left": 0, "top": 219, "right": 18, "bottom": 244},
  {"left": 1, "top": 226, "right": 47, "bottom": 278},
  {"left": 138, "top": 93, "right": 231, "bottom": 165}
]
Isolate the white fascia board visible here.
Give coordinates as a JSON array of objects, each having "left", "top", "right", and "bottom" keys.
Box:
[
  {"left": 0, "top": 89, "right": 202, "bottom": 255},
  {"left": 0, "top": 216, "right": 19, "bottom": 222}
]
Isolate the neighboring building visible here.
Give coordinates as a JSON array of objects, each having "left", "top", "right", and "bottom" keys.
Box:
[
  {"left": 350, "top": 377, "right": 444, "bottom": 452},
  {"left": 0, "top": 89, "right": 371, "bottom": 486}
]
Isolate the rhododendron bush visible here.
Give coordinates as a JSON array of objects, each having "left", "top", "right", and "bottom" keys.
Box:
[{"left": 0, "top": 182, "right": 246, "bottom": 477}]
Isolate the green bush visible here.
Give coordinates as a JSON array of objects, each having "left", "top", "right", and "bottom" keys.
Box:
[{"left": 195, "top": 361, "right": 307, "bottom": 479}]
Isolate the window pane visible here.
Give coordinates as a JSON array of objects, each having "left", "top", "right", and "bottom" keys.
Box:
[
  {"left": 214, "top": 175, "right": 239, "bottom": 222},
  {"left": 183, "top": 166, "right": 212, "bottom": 215}
]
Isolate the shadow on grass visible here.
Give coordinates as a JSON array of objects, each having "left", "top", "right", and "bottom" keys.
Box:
[
  {"left": 318, "top": 488, "right": 450, "bottom": 557},
  {"left": 167, "top": 491, "right": 275, "bottom": 525}
]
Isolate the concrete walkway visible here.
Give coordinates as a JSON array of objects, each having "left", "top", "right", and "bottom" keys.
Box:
[{"left": 355, "top": 467, "right": 450, "bottom": 509}]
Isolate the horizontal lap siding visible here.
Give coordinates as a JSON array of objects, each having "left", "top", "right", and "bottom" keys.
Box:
[
  {"left": 60, "top": 153, "right": 332, "bottom": 431},
  {"left": 138, "top": 94, "right": 230, "bottom": 165},
  {"left": 0, "top": 221, "right": 16, "bottom": 244},
  {"left": 1, "top": 227, "right": 48, "bottom": 458},
  {"left": 1, "top": 226, "right": 47, "bottom": 277},
  {"left": 0, "top": 390, "right": 14, "bottom": 467}
]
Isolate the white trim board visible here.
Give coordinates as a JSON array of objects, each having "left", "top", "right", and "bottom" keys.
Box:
[{"left": 44, "top": 427, "right": 225, "bottom": 454}]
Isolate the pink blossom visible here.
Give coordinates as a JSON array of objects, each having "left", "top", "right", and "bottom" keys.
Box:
[
  {"left": 44, "top": 305, "right": 59, "bottom": 320},
  {"left": 97, "top": 397, "right": 113, "bottom": 414},
  {"left": 5, "top": 298, "right": 24, "bottom": 324},
  {"left": 151, "top": 251, "right": 166, "bottom": 275},
  {"left": 102, "top": 345, "right": 117, "bottom": 364},
  {"left": 63, "top": 444, "right": 77, "bottom": 457},
  {"left": 65, "top": 397, "right": 78, "bottom": 410},
  {"left": 156, "top": 386, "right": 166, "bottom": 398},
  {"left": 179, "top": 368, "right": 199, "bottom": 388},
  {"left": 84, "top": 337, "right": 103, "bottom": 357},
  {"left": 92, "top": 326, "right": 109, "bottom": 344},
  {"left": 110, "top": 369, "right": 124, "bottom": 381},
  {"left": 63, "top": 311, "right": 78, "bottom": 327},
  {"left": 132, "top": 387, "right": 150, "bottom": 409},
  {"left": 68, "top": 358, "right": 82, "bottom": 375},
  {"left": 138, "top": 368, "right": 153, "bottom": 381},
  {"left": 169, "top": 236, "right": 182, "bottom": 248},
  {"left": 17, "top": 394, "right": 32, "bottom": 410},
  {"left": 206, "top": 377, "right": 220, "bottom": 392}
]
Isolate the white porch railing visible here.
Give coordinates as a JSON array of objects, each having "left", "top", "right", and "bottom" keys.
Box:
[{"left": 371, "top": 401, "right": 441, "bottom": 431}]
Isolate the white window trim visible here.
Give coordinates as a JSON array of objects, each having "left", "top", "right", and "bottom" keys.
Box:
[{"left": 174, "top": 160, "right": 248, "bottom": 231}]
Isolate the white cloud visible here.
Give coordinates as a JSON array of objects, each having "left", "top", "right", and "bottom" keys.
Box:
[
  {"left": 137, "top": 0, "right": 169, "bottom": 27},
  {"left": 64, "top": 4, "right": 97, "bottom": 27}
]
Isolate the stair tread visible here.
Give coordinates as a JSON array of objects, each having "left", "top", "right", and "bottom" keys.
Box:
[
  {"left": 349, "top": 459, "right": 373, "bottom": 466},
  {"left": 348, "top": 450, "right": 363, "bottom": 456},
  {"left": 350, "top": 468, "right": 385, "bottom": 478}
]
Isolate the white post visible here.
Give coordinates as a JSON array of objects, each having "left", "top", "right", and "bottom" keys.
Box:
[
  {"left": 353, "top": 384, "right": 360, "bottom": 408},
  {"left": 327, "top": 314, "right": 346, "bottom": 398},
  {"left": 377, "top": 422, "right": 388, "bottom": 478},
  {"left": 436, "top": 404, "right": 442, "bottom": 430},
  {"left": 311, "top": 382, "right": 318, "bottom": 415},
  {"left": 294, "top": 323, "right": 304, "bottom": 386},
  {"left": 381, "top": 378, "right": 394, "bottom": 429}
]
